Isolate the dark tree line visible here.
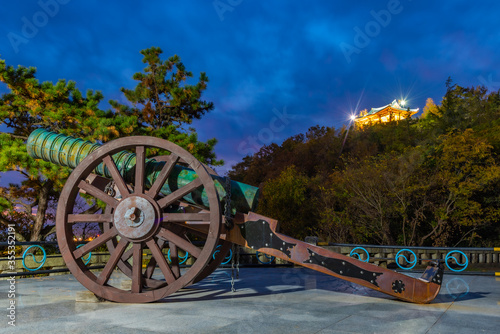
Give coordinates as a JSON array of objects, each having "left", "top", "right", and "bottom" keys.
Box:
[{"left": 230, "top": 82, "right": 500, "bottom": 247}]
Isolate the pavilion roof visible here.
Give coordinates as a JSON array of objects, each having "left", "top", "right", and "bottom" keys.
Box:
[
  {"left": 365, "top": 99, "right": 419, "bottom": 116},
  {"left": 353, "top": 99, "right": 419, "bottom": 126}
]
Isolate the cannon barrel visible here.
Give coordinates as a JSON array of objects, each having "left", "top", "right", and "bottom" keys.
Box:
[{"left": 26, "top": 129, "right": 259, "bottom": 213}]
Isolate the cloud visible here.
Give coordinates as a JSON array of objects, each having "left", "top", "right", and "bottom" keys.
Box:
[{"left": 0, "top": 0, "right": 499, "bottom": 178}]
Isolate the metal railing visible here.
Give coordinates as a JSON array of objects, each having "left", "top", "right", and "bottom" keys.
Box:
[
  {"left": 0, "top": 241, "right": 290, "bottom": 278},
  {"left": 324, "top": 243, "right": 500, "bottom": 276},
  {"left": 3, "top": 240, "right": 499, "bottom": 278}
]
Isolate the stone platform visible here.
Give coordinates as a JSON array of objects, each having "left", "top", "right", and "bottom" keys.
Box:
[{"left": 1, "top": 267, "right": 499, "bottom": 333}]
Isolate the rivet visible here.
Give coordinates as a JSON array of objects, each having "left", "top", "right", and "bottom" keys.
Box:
[
  {"left": 265, "top": 243, "right": 269, "bottom": 247},
  {"left": 437, "top": 274, "right": 440, "bottom": 278},
  {"left": 339, "top": 271, "right": 343, "bottom": 274},
  {"left": 280, "top": 248, "right": 283, "bottom": 251},
  {"left": 373, "top": 273, "right": 376, "bottom": 276},
  {"left": 312, "top": 253, "right": 315, "bottom": 256},
  {"left": 270, "top": 233, "right": 273, "bottom": 236},
  {"left": 251, "top": 246, "right": 254, "bottom": 249},
  {"left": 310, "top": 260, "right": 312, "bottom": 263},
  {"left": 262, "top": 221, "right": 265, "bottom": 224},
  {"left": 371, "top": 280, "right": 374, "bottom": 283},
  {"left": 321, "top": 261, "right": 325, "bottom": 265},
  {"left": 360, "top": 271, "right": 364, "bottom": 274},
  {"left": 342, "top": 262, "right": 345, "bottom": 265}
]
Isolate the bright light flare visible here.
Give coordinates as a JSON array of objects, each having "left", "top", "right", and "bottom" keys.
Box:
[
  {"left": 400, "top": 99, "right": 406, "bottom": 106},
  {"left": 350, "top": 114, "right": 357, "bottom": 121}
]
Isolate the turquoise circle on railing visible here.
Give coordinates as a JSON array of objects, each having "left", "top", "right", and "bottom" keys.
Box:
[
  {"left": 349, "top": 247, "right": 370, "bottom": 263},
  {"left": 76, "top": 244, "right": 92, "bottom": 265},
  {"left": 212, "top": 245, "right": 233, "bottom": 265},
  {"left": 445, "top": 250, "right": 468, "bottom": 272},
  {"left": 395, "top": 249, "right": 417, "bottom": 270},
  {"left": 22, "top": 245, "right": 47, "bottom": 271},
  {"left": 167, "top": 249, "right": 189, "bottom": 264},
  {"left": 256, "top": 251, "right": 275, "bottom": 264}
]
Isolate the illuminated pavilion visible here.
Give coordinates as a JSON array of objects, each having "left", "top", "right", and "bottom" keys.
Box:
[{"left": 353, "top": 100, "right": 419, "bottom": 127}]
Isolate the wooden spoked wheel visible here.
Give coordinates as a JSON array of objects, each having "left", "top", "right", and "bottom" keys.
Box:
[
  {"left": 56, "top": 136, "right": 221, "bottom": 303},
  {"left": 105, "top": 221, "right": 233, "bottom": 287},
  {"left": 102, "top": 156, "right": 233, "bottom": 288},
  {"left": 193, "top": 239, "right": 233, "bottom": 284}
]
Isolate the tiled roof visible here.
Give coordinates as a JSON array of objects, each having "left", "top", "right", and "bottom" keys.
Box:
[{"left": 365, "top": 100, "right": 419, "bottom": 116}]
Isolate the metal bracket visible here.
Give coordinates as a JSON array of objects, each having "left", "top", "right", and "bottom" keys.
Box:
[
  {"left": 419, "top": 261, "right": 445, "bottom": 285},
  {"left": 239, "top": 219, "right": 296, "bottom": 257}
]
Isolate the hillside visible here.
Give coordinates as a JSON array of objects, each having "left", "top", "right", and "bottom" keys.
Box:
[{"left": 229, "top": 82, "right": 500, "bottom": 247}]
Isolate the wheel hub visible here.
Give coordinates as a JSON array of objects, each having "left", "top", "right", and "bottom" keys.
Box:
[
  {"left": 114, "top": 196, "right": 159, "bottom": 241},
  {"left": 124, "top": 206, "right": 145, "bottom": 227}
]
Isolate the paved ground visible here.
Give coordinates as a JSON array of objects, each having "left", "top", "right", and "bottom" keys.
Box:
[{"left": 1, "top": 267, "right": 499, "bottom": 333}]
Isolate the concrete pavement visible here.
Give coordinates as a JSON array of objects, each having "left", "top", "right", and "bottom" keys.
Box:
[{"left": 1, "top": 267, "right": 499, "bottom": 333}]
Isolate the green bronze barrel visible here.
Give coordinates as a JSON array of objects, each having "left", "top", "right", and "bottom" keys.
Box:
[{"left": 26, "top": 129, "right": 259, "bottom": 213}]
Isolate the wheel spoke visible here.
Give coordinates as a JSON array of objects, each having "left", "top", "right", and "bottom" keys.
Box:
[
  {"left": 131, "top": 243, "right": 143, "bottom": 293},
  {"left": 146, "top": 239, "right": 176, "bottom": 284},
  {"left": 78, "top": 180, "right": 119, "bottom": 208},
  {"left": 162, "top": 212, "right": 211, "bottom": 223},
  {"left": 147, "top": 154, "right": 179, "bottom": 199},
  {"left": 67, "top": 213, "right": 113, "bottom": 223},
  {"left": 169, "top": 243, "right": 181, "bottom": 278},
  {"left": 144, "top": 239, "right": 167, "bottom": 279},
  {"left": 134, "top": 146, "right": 145, "bottom": 194},
  {"left": 96, "top": 238, "right": 129, "bottom": 286},
  {"left": 103, "top": 155, "right": 130, "bottom": 198},
  {"left": 73, "top": 226, "right": 117, "bottom": 258},
  {"left": 157, "top": 178, "right": 203, "bottom": 209},
  {"left": 157, "top": 228, "right": 201, "bottom": 259},
  {"left": 121, "top": 246, "right": 133, "bottom": 262},
  {"left": 173, "top": 225, "right": 210, "bottom": 239}
]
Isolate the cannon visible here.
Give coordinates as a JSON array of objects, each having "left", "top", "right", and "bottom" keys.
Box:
[{"left": 27, "top": 129, "right": 444, "bottom": 303}]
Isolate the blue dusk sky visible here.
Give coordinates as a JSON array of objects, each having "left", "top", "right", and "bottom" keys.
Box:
[{"left": 1, "top": 0, "right": 499, "bottom": 182}]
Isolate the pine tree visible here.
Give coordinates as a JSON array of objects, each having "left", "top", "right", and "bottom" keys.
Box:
[
  {"left": 0, "top": 47, "right": 222, "bottom": 242},
  {"left": 109, "top": 47, "right": 222, "bottom": 166},
  {"left": 0, "top": 59, "right": 121, "bottom": 242}
]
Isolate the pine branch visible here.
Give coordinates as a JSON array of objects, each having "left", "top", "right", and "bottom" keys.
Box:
[
  {"left": 0, "top": 215, "right": 28, "bottom": 242},
  {"left": 2, "top": 192, "right": 37, "bottom": 222},
  {"left": 0, "top": 215, "right": 13, "bottom": 228},
  {"left": 29, "top": 198, "right": 39, "bottom": 208},
  {"left": 80, "top": 204, "right": 100, "bottom": 215},
  {"left": 42, "top": 225, "right": 56, "bottom": 239},
  {"left": 0, "top": 131, "right": 28, "bottom": 140},
  {"left": 20, "top": 171, "right": 31, "bottom": 179}
]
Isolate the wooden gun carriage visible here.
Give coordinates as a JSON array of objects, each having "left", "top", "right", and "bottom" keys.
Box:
[{"left": 26, "top": 129, "right": 444, "bottom": 303}]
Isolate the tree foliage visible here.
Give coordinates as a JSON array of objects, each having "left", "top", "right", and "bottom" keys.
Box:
[
  {"left": 0, "top": 59, "right": 118, "bottom": 242},
  {"left": 231, "top": 82, "right": 500, "bottom": 246},
  {"left": 257, "top": 165, "right": 316, "bottom": 239},
  {"left": 109, "top": 47, "right": 221, "bottom": 166},
  {"left": 0, "top": 47, "right": 220, "bottom": 242}
]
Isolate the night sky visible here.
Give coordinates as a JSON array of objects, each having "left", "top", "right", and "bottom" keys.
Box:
[{"left": 1, "top": 0, "right": 499, "bottom": 182}]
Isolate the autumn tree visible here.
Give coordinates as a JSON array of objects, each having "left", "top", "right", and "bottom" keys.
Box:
[
  {"left": 230, "top": 80, "right": 500, "bottom": 246},
  {"left": 257, "top": 165, "right": 316, "bottom": 239},
  {"left": 417, "top": 129, "right": 500, "bottom": 246}
]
